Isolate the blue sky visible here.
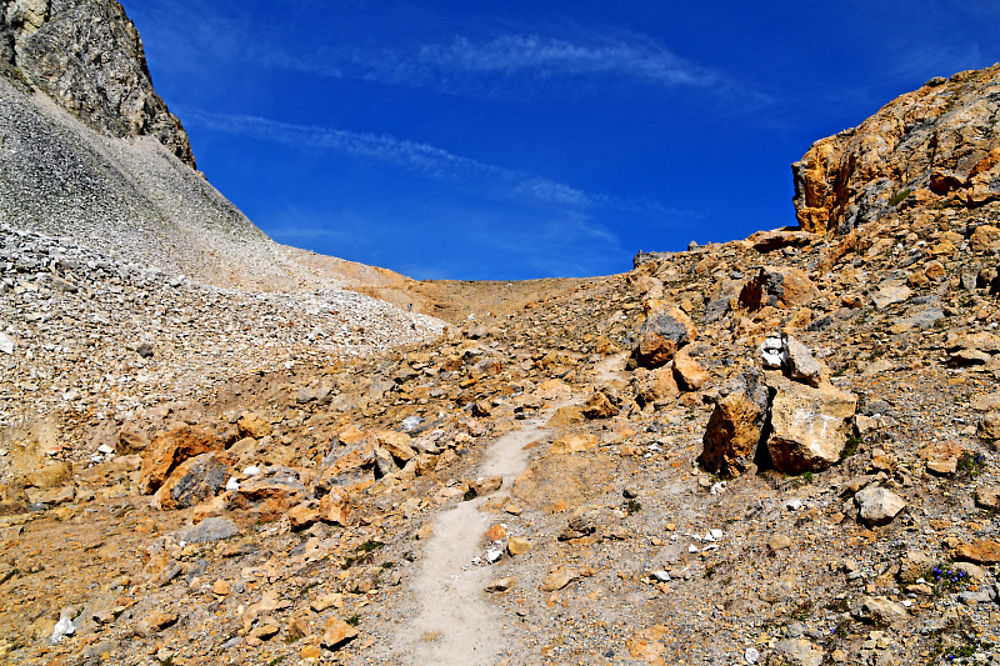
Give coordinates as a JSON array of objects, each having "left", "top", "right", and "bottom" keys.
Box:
[{"left": 122, "top": 0, "right": 999, "bottom": 280}]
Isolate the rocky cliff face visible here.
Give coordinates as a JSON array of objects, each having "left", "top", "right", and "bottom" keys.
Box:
[
  {"left": 0, "top": 0, "right": 194, "bottom": 167},
  {"left": 793, "top": 64, "right": 1000, "bottom": 234}
]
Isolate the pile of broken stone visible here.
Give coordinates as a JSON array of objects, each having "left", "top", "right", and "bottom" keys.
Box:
[{"left": 0, "top": 222, "right": 443, "bottom": 434}]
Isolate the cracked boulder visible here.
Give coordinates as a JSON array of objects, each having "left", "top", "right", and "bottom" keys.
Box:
[
  {"left": 739, "top": 266, "right": 819, "bottom": 310},
  {"left": 765, "top": 374, "right": 857, "bottom": 473}
]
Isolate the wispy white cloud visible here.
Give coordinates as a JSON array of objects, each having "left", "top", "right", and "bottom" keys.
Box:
[
  {"left": 283, "top": 32, "right": 742, "bottom": 98},
  {"left": 183, "top": 108, "right": 627, "bottom": 212},
  {"left": 413, "top": 34, "right": 719, "bottom": 87},
  {"left": 184, "top": 107, "right": 701, "bottom": 225}
]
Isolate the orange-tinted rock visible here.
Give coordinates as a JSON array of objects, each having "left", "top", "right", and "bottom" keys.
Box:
[
  {"left": 540, "top": 564, "right": 594, "bottom": 591},
  {"left": 918, "top": 441, "right": 966, "bottom": 475},
  {"left": 139, "top": 426, "right": 223, "bottom": 495},
  {"left": 152, "top": 452, "right": 228, "bottom": 510},
  {"left": 373, "top": 430, "right": 416, "bottom": 462},
  {"left": 581, "top": 391, "right": 618, "bottom": 419},
  {"left": 547, "top": 405, "right": 584, "bottom": 426},
  {"left": 632, "top": 305, "right": 697, "bottom": 368},
  {"left": 672, "top": 348, "right": 710, "bottom": 391},
  {"left": 633, "top": 366, "right": 679, "bottom": 408},
  {"left": 953, "top": 539, "right": 1000, "bottom": 564},
  {"left": 321, "top": 618, "right": 358, "bottom": 650},
  {"left": 472, "top": 475, "right": 503, "bottom": 496},
  {"left": 318, "top": 488, "right": 351, "bottom": 525},
  {"left": 287, "top": 502, "right": 319, "bottom": 530},
  {"left": 700, "top": 391, "right": 764, "bottom": 479},
  {"left": 739, "top": 266, "right": 819, "bottom": 311},
  {"left": 237, "top": 412, "right": 272, "bottom": 439},
  {"left": 547, "top": 433, "right": 598, "bottom": 455},
  {"left": 793, "top": 65, "right": 1000, "bottom": 235},
  {"left": 484, "top": 523, "right": 507, "bottom": 541}
]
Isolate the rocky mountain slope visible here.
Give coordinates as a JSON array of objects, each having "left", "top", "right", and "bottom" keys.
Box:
[
  {"left": 0, "top": 0, "right": 446, "bottom": 298},
  {"left": 3, "top": 61, "right": 1000, "bottom": 666},
  {"left": 794, "top": 65, "right": 1000, "bottom": 235},
  {"left": 1, "top": 0, "right": 194, "bottom": 166}
]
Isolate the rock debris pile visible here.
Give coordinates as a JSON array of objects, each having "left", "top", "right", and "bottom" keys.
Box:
[{"left": 0, "top": 222, "right": 443, "bottom": 434}]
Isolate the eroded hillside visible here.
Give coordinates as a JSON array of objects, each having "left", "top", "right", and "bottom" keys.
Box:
[{"left": 3, "top": 13, "right": 1000, "bottom": 665}]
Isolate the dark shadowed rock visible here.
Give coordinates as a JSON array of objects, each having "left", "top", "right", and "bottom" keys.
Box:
[
  {"left": 740, "top": 266, "right": 819, "bottom": 310},
  {"left": 699, "top": 369, "right": 769, "bottom": 478},
  {"left": 631, "top": 305, "right": 697, "bottom": 368},
  {"left": 152, "top": 452, "right": 228, "bottom": 510}
]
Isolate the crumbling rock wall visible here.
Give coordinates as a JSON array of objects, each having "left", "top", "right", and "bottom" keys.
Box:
[
  {"left": 0, "top": 0, "right": 194, "bottom": 166},
  {"left": 793, "top": 64, "right": 1000, "bottom": 235}
]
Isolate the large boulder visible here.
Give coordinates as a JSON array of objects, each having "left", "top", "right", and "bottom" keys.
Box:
[
  {"left": 766, "top": 376, "right": 857, "bottom": 473},
  {"left": 631, "top": 305, "right": 697, "bottom": 368},
  {"left": 699, "top": 370, "right": 770, "bottom": 478},
  {"left": 739, "top": 267, "right": 819, "bottom": 310},
  {"left": 138, "top": 426, "right": 223, "bottom": 495}
]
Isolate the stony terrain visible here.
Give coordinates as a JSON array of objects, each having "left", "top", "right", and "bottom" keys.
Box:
[{"left": 3, "top": 3, "right": 1000, "bottom": 664}]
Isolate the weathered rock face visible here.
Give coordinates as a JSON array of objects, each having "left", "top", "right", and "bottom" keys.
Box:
[
  {"left": 0, "top": 0, "right": 195, "bottom": 166},
  {"left": 793, "top": 65, "right": 1000, "bottom": 234}
]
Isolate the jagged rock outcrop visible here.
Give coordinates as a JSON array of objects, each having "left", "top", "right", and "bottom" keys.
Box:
[
  {"left": 0, "top": 0, "right": 194, "bottom": 166},
  {"left": 793, "top": 64, "right": 1000, "bottom": 234}
]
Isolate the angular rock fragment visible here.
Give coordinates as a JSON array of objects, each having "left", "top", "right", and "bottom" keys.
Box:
[
  {"left": 672, "top": 347, "right": 710, "bottom": 390},
  {"left": 784, "top": 335, "right": 829, "bottom": 388},
  {"left": 631, "top": 305, "right": 697, "bottom": 368},
  {"left": 854, "top": 486, "right": 906, "bottom": 526},
  {"left": 739, "top": 266, "right": 819, "bottom": 310},
  {"left": 540, "top": 564, "right": 594, "bottom": 592},
  {"left": 321, "top": 618, "right": 358, "bottom": 651},
  {"left": 872, "top": 280, "right": 911, "bottom": 309},
  {"left": 699, "top": 369, "right": 769, "bottom": 478},
  {"left": 373, "top": 430, "right": 416, "bottom": 463},
  {"left": 918, "top": 441, "right": 965, "bottom": 475},
  {"left": 766, "top": 376, "right": 857, "bottom": 473},
  {"left": 581, "top": 390, "right": 619, "bottom": 419},
  {"left": 977, "top": 412, "right": 1000, "bottom": 441},
  {"left": 850, "top": 596, "right": 908, "bottom": 625},
  {"left": 152, "top": 452, "right": 228, "bottom": 510},
  {"left": 953, "top": 539, "right": 1000, "bottom": 564},
  {"left": 633, "top": 366, "right": 679, "bottom": 408},
  {"left": 139, "top": 426, "right": 223, "bottom": 495}
]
